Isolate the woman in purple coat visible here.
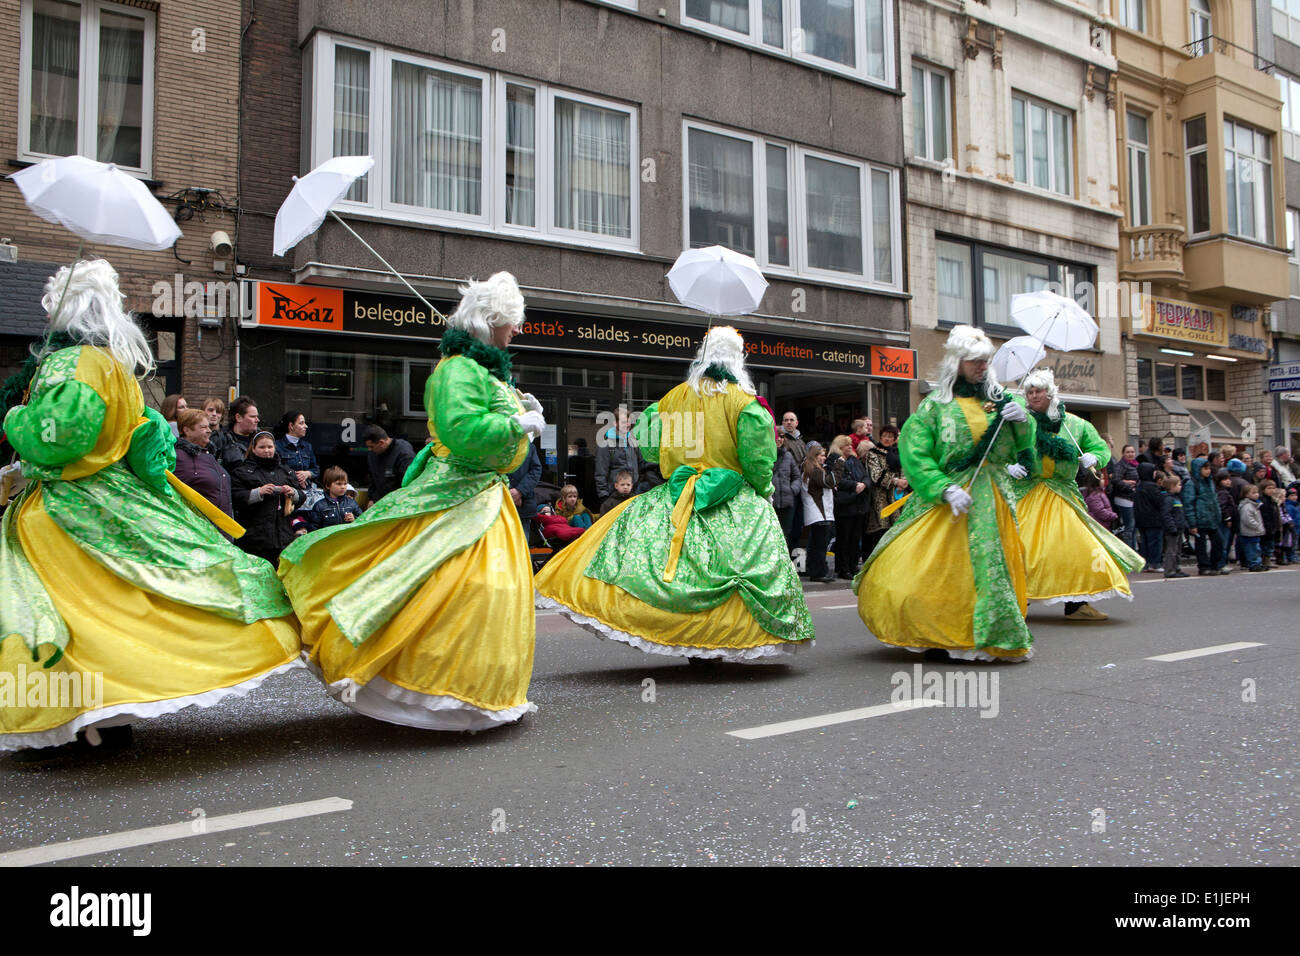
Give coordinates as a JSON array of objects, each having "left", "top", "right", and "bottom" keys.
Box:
[{"left": 173, "top": 407, "right": 233, "bottom": 517}]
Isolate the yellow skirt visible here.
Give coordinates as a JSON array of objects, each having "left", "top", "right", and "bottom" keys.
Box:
[
  {"left": 858, "top": 487, "right": 1029, "bottom": 661},
  {"left": 0, "top": 488, "right": 301, "bottom": 750},
  {"left": 1018, "top": 483, "right": 1134, "bottom": 604},
  {"left": 535, "top": 498, "right": 799, "bottom": 662},
  {"left": 279, "top": 485, "right": 535, "bottom": 730}
]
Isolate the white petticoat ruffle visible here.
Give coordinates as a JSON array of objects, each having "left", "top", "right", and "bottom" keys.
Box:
[
  {"left": 899, "top": 644, "right": 1033, "bottom": 664},
  {"left": 1037, "top": 588, "right": 1134, "bottom": 606},
  {"left": 0, "top": 658, "right": 305, "bottom": 752},
  {"left": 305, "top": 656, "right": 535, "bottom": 732},
  {"left": 536, "top": 595, "right": 811, "bottom": 663}
]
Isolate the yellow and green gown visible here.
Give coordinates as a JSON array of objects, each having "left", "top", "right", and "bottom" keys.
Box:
[
  {"left": 278, "top": 332, "right": 536, "bottom": 730},
  {"left": 853, "top": 380, "right": 1036, "bottom": 661},
  {"left": 1012, "top": 407, "right": 1143, "bottom": 604},
  {"left": 0, "top": 345, "right": 301, "bottom": 751},
  {"left": 535, "top": 374, "right": 814, "bottom": 661}
]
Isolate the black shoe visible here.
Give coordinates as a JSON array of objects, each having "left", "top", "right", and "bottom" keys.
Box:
[
  {"left": 1164, "top": 571, "right": 1189, "bottom": 578},
  {"left": 1197, "top": 568, "right": 1212, "bottom": 575},
  {"left": 922, "top": 648, "right": 949, "bottom": 662},
  {"left": 686, "top": 656, "right": 718, "bottom": 670},
  {"left": 1248, "top": 566, "right": 1264, "bottom": 572}
]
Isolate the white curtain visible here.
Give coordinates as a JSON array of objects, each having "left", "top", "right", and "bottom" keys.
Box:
[
  {"left": 96, "top": 10, "right": 143, "bottom": 166},
  {"left": 804, "top": 155, "right": 861, "bottom": 273},
  {"left": 30, "top": 0, "right": 80, "bottom": 157},
  {"left": 800, "top": 0, "right": 856, "bottom": 68},
  {"left": 687, "top": 128, "right": 753, "bottom": 255},
  {"left": 554, "top": 99, "right": 630, "bottom": 238},
  {"left": 390, "top": 61, "right": 481, "bottom": 215},
  {"left": 334, "top": 46, "right": 370, "bottom": 201}
]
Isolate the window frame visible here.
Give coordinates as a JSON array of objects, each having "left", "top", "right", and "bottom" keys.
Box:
[
  {"left": 1011, "top": 92, "right": 1074, "bottom": 197},
  {"left": 309, "top": 34, "right": 640, "bottom": 252},
  {"left": 18, "top": 0, "right": 157, "bottom": 176},
  {"left": 1189, "top": 0, "right": 1212, "bottom": 55},
  {"left": 1287, "top": 207, "right": 1300, "bottom": 298},
  {"left": 679, "top": 0, "right": 895, "bottom": 87},
  {"left": 1126, "top": 110, "right": 1152, "bottom": 227},
  {"left": 911, "top": 60, "right": 952, "bottom": 164},
  {"left": 681, "top": 118, "right": 901, "bottom": 291},
  {"left": 1118, "top": 0, "right": 1147, "bottom": 32},
  {"left": 1223, "top": 117, "right": 1274, "bottom": 245},
  {"left": 934, "top": 235, "right": 1094, "bottom": 337},
  {"left": 1185, "top": 116, "right": 1211, "bottom": 238}
]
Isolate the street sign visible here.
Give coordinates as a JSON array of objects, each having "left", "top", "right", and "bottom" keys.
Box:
[{"left": 1268, "top": 363, "right": 1300, "bottom": 393}]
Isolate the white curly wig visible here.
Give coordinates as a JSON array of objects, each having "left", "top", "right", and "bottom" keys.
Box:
[
  {"left": 446, "top": 271, "right": 526, "bottom": 345},
  {"left": 933, "top": 324, "right": 1002, "bottom": 403},
  {"left": 686, "top": 325, "right": 756, "bottom": 396},
  {"left": 1022, "top": 367, "right": 1061, "bottom": 420},
  {"left": 38, "top": 259, "right": 155, "bottom": 377}
]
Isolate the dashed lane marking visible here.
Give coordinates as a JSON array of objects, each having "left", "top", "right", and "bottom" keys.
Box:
[
  {"left": 727, "top": 699, "right": 944, "bottom": 740},
  {"left": 1145, "top": 642, "right": 1266, "bottom": 662}
]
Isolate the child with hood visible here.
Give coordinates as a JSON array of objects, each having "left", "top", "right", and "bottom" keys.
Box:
[
  {"left": 1133, "top": 461, "right": 1165, "bottom": 570},
  {"left": 1158, "top": 474, "right": 1189, "bottom": 578},
  {"left": 1181, "top": 456, "right": 1222, "bottom": 574},
  {"left": 1214, "top": 468, "right": 1236, "bottom": 574}
]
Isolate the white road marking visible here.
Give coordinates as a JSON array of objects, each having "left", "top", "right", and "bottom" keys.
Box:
[
  {"left": 0, "top": 797, "right": 353, "bottom": 867},
  {"left": 728, "top": 699, "right": 944, "bottom": 740},
  {"left": 819, "top": 603, "right": 858, "bottom": 610},
  {"left": 1145, "top": 642, "right": 1265, "bottom": 663}
]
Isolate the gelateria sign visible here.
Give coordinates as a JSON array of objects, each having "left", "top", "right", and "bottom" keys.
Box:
[
  {"left": 250, "top": 281, "right": 914, "bottom": 380},
  {"left": 1137, "top": 294, "right": 1228, "bottom": 347}
]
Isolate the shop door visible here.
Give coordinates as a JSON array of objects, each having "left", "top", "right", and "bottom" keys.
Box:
[{"left": 530, "top": 388, "right": 617, "bottom": 511}]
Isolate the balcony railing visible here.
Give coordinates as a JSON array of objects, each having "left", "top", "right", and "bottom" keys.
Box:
[
  {"left": 1122, "top": 224, "right": 1186, "bottom": 281},
  {"left": 1183, "top": 35, "right": 1276, "bottom": 73}
]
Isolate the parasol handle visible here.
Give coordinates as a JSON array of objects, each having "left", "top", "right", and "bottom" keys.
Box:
[
  {"left": 49, "top": 239, "right": 86, "bottom": 325},
  {"left": 328, "top": 210, "right": 448, "bottom": 322}
]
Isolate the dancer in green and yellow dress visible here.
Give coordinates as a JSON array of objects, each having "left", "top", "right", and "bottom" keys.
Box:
[
  {"left": 0, "top": 260, "right": 300, "bottom": 754},
  {"left": 854, "top": 325, "right": 1036, "bottom": 662},
  {"left": 279, "top": 273, "right": 544, "bottom": 730},
  {"left": 1012, "top": 368, "right": 1143, "bottom": 622},
  {"left": 535, "top": 326, "right": 813, "bottom": 661}
]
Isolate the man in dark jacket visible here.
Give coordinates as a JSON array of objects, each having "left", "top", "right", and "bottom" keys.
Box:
[
  {"left": 771, "top": 431, "right": 802, "bottom": 545},
  {"left": 1138, "top": 436, "right": 1165, "bottom": 469},
  {"left": 594, "top": 407, "right": 640, "bottom": 500},
  {"left": 508, "top": 441, "right": 542, "bottom": 527},
  {"left": 1181, "top": 456, "right": 1221, "bottom": 574},
  {"left": 363, "top": 426, "right": 415, "bottom": 505},
  {"left": 831, "top": 445, "right": 871, "bottom": 579},
  {"left": 218, "top": 396, "right": 262, "bottom": 471},
  {"left": 1133, "top": 462, "right": 1164, "bottom": 570}
]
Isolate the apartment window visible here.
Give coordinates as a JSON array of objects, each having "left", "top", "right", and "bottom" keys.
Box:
[
  {"left": 1012, "top": 94, "right": 1073, "bottom": 196},
  {"left": 1274, "top": 0, "right": 1300, "bottom": 47},
  {"left": 681, "top": 0, "right": 893, "bottom": 84},
  {"left": 1224, "top": 119, "right": 1274, "bottom": 244},
  {"left": 310, "top": 37, "right": 638, "bottom": 249},
  {"left": 1137, "top": 356, "right": 1153, "bottom": 396},
  {"left": 1281, "top": 75, "right": 1300, "bottom": 160},
  {"left": 1181, "top": 364, "right": 1204, "bottom": 401},
  {"left": 19, "top": 0, "right": 155, "bottom": 173},
  {"left": 911, "top": 63, "right": 951, "bottom": 163},
  {"left": 1189, "top": 0, "right": 1212, "bottom": 56},
  {"left": 935, "top": 237, "right": 1092, "bottom": 331},
  {"left": 1288, "top": 208, "right": 1300, "bottom": 297},
  {"left": 1185, "top": 116, "right": 1210, "bottom": 236},
  {"left": 684, "top": 121, "right": 900, "bottom": 288},
  {"left": 1126, "top": 111, "right": 1151, "bottom": 227},
  {"left": 1119, "top": 0, "right": 1146, "bottom": 31}
]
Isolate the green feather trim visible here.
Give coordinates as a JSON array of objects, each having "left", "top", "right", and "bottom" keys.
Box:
[
  {"left": 948, "top": 394, "right": 1015, "bottom": 473},
  {"left": 1032, "top": 408, "right": 1077, "bottom": 462},
  {"left": 702, "top": 363, "right": 738, "bottom": 383},
  {"left": 952, "top": 378, "right": 992, "bottom": 400},
  {"left": 439, "top": 328, "right": 513, "bottom": 383}
]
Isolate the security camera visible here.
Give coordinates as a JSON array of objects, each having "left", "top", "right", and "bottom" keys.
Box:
[{"left": 210, "top": 231, "right": 233, "bottom": 258}]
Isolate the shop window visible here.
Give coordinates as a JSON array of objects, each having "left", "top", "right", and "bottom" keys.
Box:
[
  {"left": 1185, "top": 117, "right": 1210, "bottom": 236},
  {"left": 936, "top": 236, "right": 1091, "bottom": 334},
  {"left": 1181, "top": 363, "right": 1204, "bottom": 401},
  {"left": 1012, "top": 93, "right": 1073, "bottom": 197},
  {"left": 1224, "top": 118, "right": 1274, "bottom": 244},
  {"left": 404, "top": 359, "right": 435, "bottom": 415},
  {"left": 1155, "top": 361, "right": 1177, "bottom": 396},
  {"left": 1126, "top": 111, "right": 1151, "bottom": 227},
  {"left": 1136, "top": 356, "right": 1153, "bottom": 396},
  {"left": 311, "top": 37, "right": 638, "bottom": 250},
  {"left": 911, "top": 62, "right": 951, "bottom": 163},
  {"left": 19, "top": 0, "right": 154, "bottom": 174},
  {"left": 681, "top": 0, "right": 893, "bottom": 85},
  {"left": 1205, "top": 366, "right": 1226, "bottom": 401},
  {"left": 685, "top": 122, "right": 899, "bottom": 289}
]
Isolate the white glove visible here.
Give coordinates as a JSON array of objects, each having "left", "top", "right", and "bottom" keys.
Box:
[
  {"left": 999, "top": 401, "right": 1028, "bottom": 423},
  {"left": 519, "top": 392, "right": 543, "bottom": 414},
  {"left": 1006, "top": 463, "right": 1028, "bottom": 479},
  {"left": 1079, "top": 453, "right": 1098, "bottom": 470},
  {"left": 943, "top": 485, "right": 972, "bottom": 517},
  {"left": 513, "top": 410, "right": 546, "bottom": 439}
]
